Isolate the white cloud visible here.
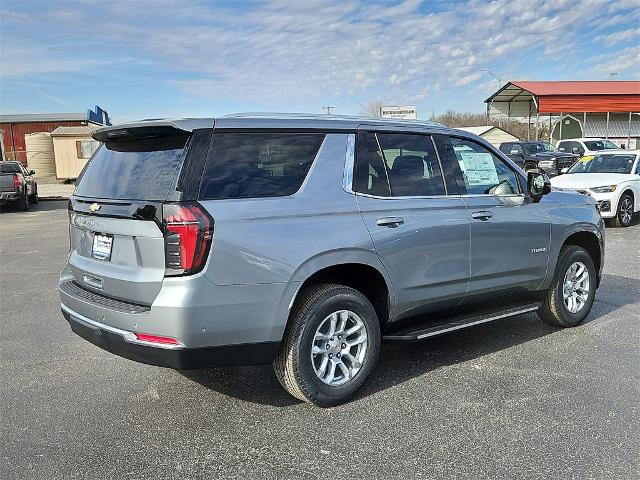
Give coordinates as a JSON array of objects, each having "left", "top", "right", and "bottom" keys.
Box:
[
  {"left": 1, "top": 0, "right": 638, "bottom": 106},
  {"left": 602, "top": 27, "right": 640, "bottom": 46},
  {"left": 589, "top": 45, "right": 640, "bottom": 76}
]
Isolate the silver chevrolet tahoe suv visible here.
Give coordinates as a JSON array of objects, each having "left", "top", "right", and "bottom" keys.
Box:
[{"left": 60, "top": 113, "right": 604, "bottom": 406}]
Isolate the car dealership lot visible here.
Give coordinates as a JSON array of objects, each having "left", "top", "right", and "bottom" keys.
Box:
[{"left": 1, "top": 202, "right": 639, "bottom": 479}]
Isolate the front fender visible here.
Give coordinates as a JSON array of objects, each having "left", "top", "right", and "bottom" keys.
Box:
[{"left": 545, "top": 197, "right": 605, "bottom": 289}]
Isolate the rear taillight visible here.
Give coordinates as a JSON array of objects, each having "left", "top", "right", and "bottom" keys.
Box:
[
  {"left": 162, "top": 202, "right": 213, "bottom": 276},
  {"left": 12, "top": 174, "right": 20, "bottom": 189}
]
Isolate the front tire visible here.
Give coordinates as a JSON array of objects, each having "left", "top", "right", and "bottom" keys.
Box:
[
  {"left": 611, "top": 193, "right": 634, "bottom": 227},
  {"left": 538, "top": 246, "right": 596, "bottom": 327},
  {"left": 274, "top": 284, "right": 381, "bottom": 407}
]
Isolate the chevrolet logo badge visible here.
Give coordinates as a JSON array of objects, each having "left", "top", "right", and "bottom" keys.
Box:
[{"left": 89, "top": 203, "right": 101, "bottom": 212}]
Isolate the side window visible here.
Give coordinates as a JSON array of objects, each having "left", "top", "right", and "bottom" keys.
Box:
[
  {"left": 499, "top": 143, "right": 512, "bottom": 154},
  {"left": 76, "top": 140, "right": 100, "bottom": 159},
  {"left": 354, "top": 132, "right": 390, "bottom": 196},
  {"left": 512, "top": 144, "right": 524, "bottom": 154},
  {"left": 557, "top": 141, "right": 567, "bottom": 152},
  {"left": 635, "top": 159, "right": 640, "bottom": 174},
  {"left": 563, "top": 141, "right": 576, "bottom": 154},
  {"left": 199, "top": 132, "right": 325, "bottom": 200},
  {"left": 376, "top": 133, "right": 446, "bottom": 196},
  {"left": 449, "top": 137, "right": 521, "bottom": 195}
]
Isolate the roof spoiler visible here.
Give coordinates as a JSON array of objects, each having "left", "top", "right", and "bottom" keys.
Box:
[{"left": 93, "top": 118, "right": 214, "bottom": 143}]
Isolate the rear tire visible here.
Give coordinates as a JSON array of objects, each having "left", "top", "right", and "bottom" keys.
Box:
[
  {"left": 274, "top": 283, "right": 381, "bottom": 407},
  {"left": 29, "top": 184, "right": 38, "bottom": 204},
  {"left": 610, "top": 193, "right": 634, "bottom": 227},
  {"left": 538, "top": 245, "right": 596, "bottom": 327},
  {"left": 19, "top": 188, "right": 29, "bottom": 211}
]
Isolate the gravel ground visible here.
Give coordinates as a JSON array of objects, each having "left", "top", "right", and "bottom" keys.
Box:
[{"left": 1, "top": 201, "right": 639, "bottom": 479}]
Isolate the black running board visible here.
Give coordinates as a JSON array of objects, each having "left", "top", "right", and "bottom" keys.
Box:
[{"left": 383, "top": 303, "right": 541, "bottom": 343}]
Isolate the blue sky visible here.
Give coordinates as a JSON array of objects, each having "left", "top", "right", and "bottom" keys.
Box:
[{"left": 1, "top": 0, "right": 639, "bottom": 123}]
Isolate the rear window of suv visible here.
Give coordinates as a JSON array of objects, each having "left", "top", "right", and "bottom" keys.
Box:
[
  {"left": 199, "top": 132, "right": 325, "bottom": 200},
  {"left": 0, "top": 163, "right": 21, "bottom": 173},
  {"left": 74, "top": 133, "right": 189, "bottom": 200}
]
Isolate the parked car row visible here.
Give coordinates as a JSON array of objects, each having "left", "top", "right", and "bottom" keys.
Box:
[
  {"left": 0, "top": 161, "right": 38, "bottom": 210},
  {"left": 499, "top": 141, "right": 578, "bottom": 177},
  {"left": 497, "top": 138, "right": 638, "bottom": 226}
]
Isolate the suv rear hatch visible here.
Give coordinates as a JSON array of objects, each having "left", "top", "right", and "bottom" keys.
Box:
[{"left": 67, "top": 122, "right": 213, "bottom": 306}]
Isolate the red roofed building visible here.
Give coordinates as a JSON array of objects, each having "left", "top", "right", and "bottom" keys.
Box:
[{"left": 485, "top": 81, "right": 640, "bottom": 148}]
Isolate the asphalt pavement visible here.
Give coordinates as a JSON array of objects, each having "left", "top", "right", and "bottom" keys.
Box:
[{"left": 1, "top": 201, "right": 639, "bottom": 479}]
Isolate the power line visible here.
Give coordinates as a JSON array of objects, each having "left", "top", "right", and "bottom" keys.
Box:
[{"left": 322, "top": 106, "right": 335, "bottom": 115}]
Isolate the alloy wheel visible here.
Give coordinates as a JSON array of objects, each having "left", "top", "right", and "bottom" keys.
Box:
[
  {"left": 311, "top": 310, "right": 368, "bottom": 386},
  {"left": 620, "top": 198, "right": 633, "bottom": 225},
  {"left": 562, "top": 261, "right": 590, "bottom": 314}
]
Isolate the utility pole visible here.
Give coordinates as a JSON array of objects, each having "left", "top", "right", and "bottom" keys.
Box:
[{"left": 322, "top": 106, "right": 335, "bottom": 115}]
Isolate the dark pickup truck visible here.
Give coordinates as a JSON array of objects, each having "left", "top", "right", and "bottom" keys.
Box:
[
  {"left": 0, "top": 161, "right": 38, "bottom": 210},
  {"left": 499, "top": 141, "right": 578, "bottom": 177}
]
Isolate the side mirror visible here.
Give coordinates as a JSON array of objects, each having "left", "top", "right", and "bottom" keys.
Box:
[
  {"left": 571, "top": 147, "right": 579, "bottom": 154},
  {"left": 29, "top": 169, "right": 36, "bottom": 175},
  {"left": 528, "top": 169, "right": 551, "bottom": 201}
]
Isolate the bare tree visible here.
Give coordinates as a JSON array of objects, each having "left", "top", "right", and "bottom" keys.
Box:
[
  {"left": 360, "top": 100, "right": 385, "bottom": 118},
  {"left": 432, "top": 109, "right": 551, "bottom": 142}
]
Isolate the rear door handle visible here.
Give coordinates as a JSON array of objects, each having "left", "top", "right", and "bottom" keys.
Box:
[
  {"left": 376, "top": 217, "right": 405, "bottom": 228},
  {"left": 471, "top": 211, "right": 493, "bottom": 221}
]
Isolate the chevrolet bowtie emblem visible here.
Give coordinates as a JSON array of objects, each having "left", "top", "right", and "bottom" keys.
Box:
[{"left": 89, "top": 203, "right": 101, "bottom": 212}]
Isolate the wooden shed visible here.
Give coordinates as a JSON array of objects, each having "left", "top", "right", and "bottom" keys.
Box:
[
  {"left": 457, "top": 125, "right": 519, "bottom": 147},
  {"left": 51, "top": 126, "right": 101, "bottom": 179}
]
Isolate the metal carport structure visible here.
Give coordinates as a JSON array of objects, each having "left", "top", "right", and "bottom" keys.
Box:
[{"left": 485, "top": 81, "right": 640, "bottom": 143}]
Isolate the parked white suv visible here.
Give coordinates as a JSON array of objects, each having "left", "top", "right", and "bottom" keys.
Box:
[
  {"left": 551, "top": 150, "right": 640, "bottom": 227},
  {"left": 557, "top": 138, "right": 618, "bottom": 157}
]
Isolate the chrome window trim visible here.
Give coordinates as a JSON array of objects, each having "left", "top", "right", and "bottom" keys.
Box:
[
  {"left": 342, "top": 133, "right": 355, "bottom": 193},
  {"left": 353, "top": 192, "right": 526, "bottom": 201},
  {"left": 345, "top": 129, "right": 528, "bottom": 200},
  {"left": 61, "top": 303, "right": 186, "bottom": 350}
]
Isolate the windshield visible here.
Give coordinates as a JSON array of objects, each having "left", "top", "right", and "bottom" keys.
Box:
[
  {"left": 583, "top": 140, "right": 618, "bottom": 150},
  {"left": 523, "top": 142, "right": 558, "bottom": 154},
  {"left": 567, "top": 154, "right": 637, "bottom": 174}
]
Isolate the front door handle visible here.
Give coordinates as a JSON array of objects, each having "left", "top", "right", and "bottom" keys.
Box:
[
  {"left": 471, "top": 211, "right": 493, "bottom": 221},
  {"left": 376, "top": 217, "right": 405, "bottom": 228}
]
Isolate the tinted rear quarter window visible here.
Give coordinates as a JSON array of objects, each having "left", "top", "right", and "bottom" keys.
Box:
[
  {"left": 199, "top": 132, "right": 325, "bottom": 200},
  {"left": 74, "top": 134, "right": 189, "bottom": 200}
]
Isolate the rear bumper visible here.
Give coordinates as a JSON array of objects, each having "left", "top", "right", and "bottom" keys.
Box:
[
  {"left": 62, "top": 304, "right": 279, "bottom": 369},
  {"left": 0, "top": 191, "right": 20, "bottom": 203}
]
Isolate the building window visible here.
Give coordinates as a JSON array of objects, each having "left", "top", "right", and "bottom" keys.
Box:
[{"left": 76, "top": 140, "right": 100, "bottom": 159}]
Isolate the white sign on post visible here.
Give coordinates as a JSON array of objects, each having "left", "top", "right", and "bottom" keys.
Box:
[{"left": 379, "top": 105, "right": 417, "bottom": 120}]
